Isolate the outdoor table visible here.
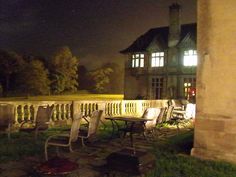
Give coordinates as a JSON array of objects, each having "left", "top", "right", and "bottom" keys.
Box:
[{"left": 105, "top": 117, "right": 153, "bottom": 147}]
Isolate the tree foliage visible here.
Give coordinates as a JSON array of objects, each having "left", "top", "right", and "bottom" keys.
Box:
[
  {"left": 0, "top": 49, "right": 25, "bottom": 94},
  {"left": 16, "top": 60, "right": 50, "bottom": 95},
  {"left": 50, "top": 46, "right": 79, "bottom": 94},
  {"left": 77, "top": 65, "right": 94, "bottom": 91},
  {"left": 89, "top": 67, "right": 113, "bottom": 93},
  {"left": 101, "top": 62, "right": 124, "bottom": 94}
]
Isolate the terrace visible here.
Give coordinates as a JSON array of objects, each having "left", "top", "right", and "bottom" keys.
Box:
[{"left": 0, "top": 98, "right": 235, "bottom": 177}]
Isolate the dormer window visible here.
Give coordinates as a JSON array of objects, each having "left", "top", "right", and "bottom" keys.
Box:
[
  {"left": 151, "top": 52, "right": 164, "bottom": 67},
  {"left": 183, "top": 50, "right": 197, "bottom": 66},
  {"left": 131, "top": 54, "right": 144, "bottom": 68}
]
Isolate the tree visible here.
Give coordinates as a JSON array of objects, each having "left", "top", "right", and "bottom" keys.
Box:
[
  {"left": 0, "top": 49, "right": 25, "bottom": 95},
  {"left": 89, "top": 67, "right": 113, "bottom": 93},
  {"left": 77, "top": 65, "right": 94, "bottom": 91},
  {"left": 50, "top": 46, "right": 79, "bottom": 94},
  {"left": 101, "top": 62, "right": 124, "bottom": 94},
  {"left": 16, "top": 60, "right": 50, "bottom": 95}
]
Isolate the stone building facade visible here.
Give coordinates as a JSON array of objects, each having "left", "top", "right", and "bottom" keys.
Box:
[{"left": 121, "top": 4, "right": 197, "bottom": 100}]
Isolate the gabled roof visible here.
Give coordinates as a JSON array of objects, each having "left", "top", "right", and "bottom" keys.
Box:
[{"left": 120, "top": 23, "right": 197, "bottom": 54}]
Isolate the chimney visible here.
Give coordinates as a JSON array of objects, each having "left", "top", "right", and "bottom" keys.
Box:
[{"left": 168, "top": 3, "right": 181, "bottom": 47}]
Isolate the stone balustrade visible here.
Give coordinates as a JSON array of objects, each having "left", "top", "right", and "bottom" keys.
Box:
[{"left": 0, "top": 99, "right": 168, "bottom": 126}]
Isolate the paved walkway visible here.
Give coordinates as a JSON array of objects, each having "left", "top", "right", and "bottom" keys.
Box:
[{"left": 0, "top": 127, "right": 191, "bottom": 177}]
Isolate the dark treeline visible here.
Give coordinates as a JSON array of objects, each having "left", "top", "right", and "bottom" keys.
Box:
[{"left": 0, "top": 46, "right": 124, "bottom": 97}]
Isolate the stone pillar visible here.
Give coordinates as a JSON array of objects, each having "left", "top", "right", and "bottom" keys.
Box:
[{"left": 191, "top": 0, "right": 236, "bottom": 163}]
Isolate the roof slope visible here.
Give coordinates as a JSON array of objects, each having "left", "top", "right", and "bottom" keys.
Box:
[{"left": 120, "top": 23, "right": 197, "bottom": 54}]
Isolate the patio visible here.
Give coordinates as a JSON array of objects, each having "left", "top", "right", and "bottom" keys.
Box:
[
  {"left": 0, "top": 120, "right": 235, "bottom": 177},
  {"left": 0, "top": 122, "right": 191, "bottom": 177}
]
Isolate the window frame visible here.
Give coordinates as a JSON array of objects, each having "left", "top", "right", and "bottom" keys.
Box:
[
  {"left": 131, "top": 53, "right": 145, "bottom": 68},
  {"left": 183, "top": 77, "right": 196, "bottom": 99},
  {"left": 183, "top": 49, "right": 197, "bottom": 66},
  {"left": 151, "top": 52, "right": 164, "bottom": 67},
  {"left": 151, "top": 77, "right": 164, "bottom": 99}
]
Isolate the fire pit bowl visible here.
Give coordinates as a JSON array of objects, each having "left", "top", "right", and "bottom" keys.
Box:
[{"left": 35, "top": 157, "right": 79, "bottom": 176}]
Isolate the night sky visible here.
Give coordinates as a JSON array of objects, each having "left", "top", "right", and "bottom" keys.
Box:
[{"left": 0, "top": 0, "right": 196, "bottom": 69}]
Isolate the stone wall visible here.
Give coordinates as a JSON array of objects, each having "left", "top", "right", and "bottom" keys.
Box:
[{"left": 191, "top": 0, "right": 236, "bottom": 163}]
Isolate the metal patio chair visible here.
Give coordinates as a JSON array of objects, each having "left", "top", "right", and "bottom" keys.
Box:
[
  {"left": 0, "top": 103, "right": 15, "bottom": 140},
  {"left": 78, "top": 110, "right": 103, "bottom": 146},
  {"left": 19, "top": 105, "right": 54, "bottom": 139},
  {"left": 121, "top": 108, "right": 162, "bottom": 139},
  {"left": 45, "top": 112, "right": 83, "bottom": 160}
]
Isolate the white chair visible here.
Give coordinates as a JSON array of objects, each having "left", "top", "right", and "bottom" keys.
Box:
[
  {"left": 20, "top": 105, "right": 54, "bottom": 140},
  {"left": 78, "top": 110, "right": 103, "bottom": 146},
  {"left": 0, "top": 104, "right": 15, "bottom": 140},
  {"left": 45, "top": 112, "right": 83, "bottom": 160}
]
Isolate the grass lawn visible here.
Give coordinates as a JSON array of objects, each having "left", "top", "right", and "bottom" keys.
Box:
[
  {"left": 152, "top": 131, "right": 236, "bottom": 177},
  {"left": 0, "top": 93, "right": 124, "bottom": 101},
  {"left": 0, "top": 126, "right": 236, "bottom": 177}
]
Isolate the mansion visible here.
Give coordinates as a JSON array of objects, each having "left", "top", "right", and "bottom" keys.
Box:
[{"left": 121, "top": 3, "right": 197, "bottom": 100}]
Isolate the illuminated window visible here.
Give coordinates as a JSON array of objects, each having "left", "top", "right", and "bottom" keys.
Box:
[
  {"left": 151, "top": 52, "right": 164, "bottom": 67},
  {"left": 131, "top": 54, "right": 144, "bottom": 68},
  {"left": 152, "top": 77, "right": 163, "bottom": 99},
  {"left": 184, "top": 78, "right": 196, "bottom": 99},
  {"left": 183, "top": 50, "right": 197, "bottom": 66}
]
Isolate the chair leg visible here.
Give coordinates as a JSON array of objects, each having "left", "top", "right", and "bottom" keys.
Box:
[
  {"left": 81, "top": 138, "right": 86, "bottom": 147},
  {"left": 45, "top": 143, "right": 48, "bottom": 161},
  {"left": 69, "top": 144, "right": 73, "bottom": 152},
  {"left": 7, "top": 124, "right": 11, "bottom": 141}
]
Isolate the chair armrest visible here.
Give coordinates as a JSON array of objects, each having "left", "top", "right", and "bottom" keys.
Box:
[
  {"left": 19, "top": 120, "right": 35, "bottom": 128},
  {"left": 45, "top": 133, "right": 70, "bottom": 143}
]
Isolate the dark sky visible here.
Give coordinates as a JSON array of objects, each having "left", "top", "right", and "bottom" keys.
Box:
[{"left": 0, "top": 0, "right": 196, "bottom": 69}]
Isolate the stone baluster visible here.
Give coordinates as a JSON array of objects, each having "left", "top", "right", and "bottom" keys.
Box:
[
  {"left": 110, "top": 103, "right": 113, "bottom": 116},
  {"left": 115, "top": 103, "right": 118, "bottom": 115},
  {"left": 67, "top": 104, "right": 71, "bottom": 119},
  {"left": 57, "top": 104, "right": 62, "bottom": 120},
  {"left": 20, "top": 105, "right": 25, "bottom": 122},
  {"left": 62, "top": 104, "right": 67, "bottom": 120},
  {"left": 52, "top": 104, "right": 57, "bottom": 121},
  {"left": 27, "top": 105, "right": 31, "bottom": 121},
  {"left": 14, "top": 105, "right": 19, "bottom": 125}
]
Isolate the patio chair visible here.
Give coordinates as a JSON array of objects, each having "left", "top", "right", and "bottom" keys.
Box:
[
  {"left": 0, "top": 104, "right": 15, "bottom": 140},
  {"left": 78, "top": 110, "right": 103, "bottom": 147},
  {"left": 156, "top": 107, "right": 167, "bottom": 124},
  {"left": 19, "top": 105, "right": 54, "bottom": 139},
  {"left": 44, "top": 112, "right": 83, "bottom": 161},
  {"left": 164, "top": 105, "right": 174, "bottom": 122},
  {"left": 121, "top": 108, "right": 162, "bottom": 139}
]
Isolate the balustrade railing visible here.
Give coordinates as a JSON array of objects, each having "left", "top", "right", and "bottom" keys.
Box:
[{"left": 0, "top": 99, "right": 168, "bottom": 126}]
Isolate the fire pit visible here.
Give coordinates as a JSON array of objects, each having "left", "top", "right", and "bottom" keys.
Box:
[
  {"left": 35, "top": 157, "right": 79, "bottom": 176},
  {"left": 106, "top": 148, "right": 156, "bottom": 176}
]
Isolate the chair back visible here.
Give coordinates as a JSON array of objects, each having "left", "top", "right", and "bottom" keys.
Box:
[
  {"left": 35, "top": 105, "right": 54, "bottom": 130},
  {"left": 70, "top": 113, "right": 83, "bottom": 142},
  {"left": 156, "top": 107, "right": 167, "bottom": 124},
  {"left": 141, "top": 108, "right": 159, "bottom": 119},
  {"left": 143, "top": 108, "right": 161, "bottom": 130},
  {"left": 164, "top": 106, "right": 174, "bottom": 122},
  {"left": 0, "top": 104, "right": 14, "bottom": 130},
  {"left": 88, "top": 110, "right": 103, "bottom": 136}
]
